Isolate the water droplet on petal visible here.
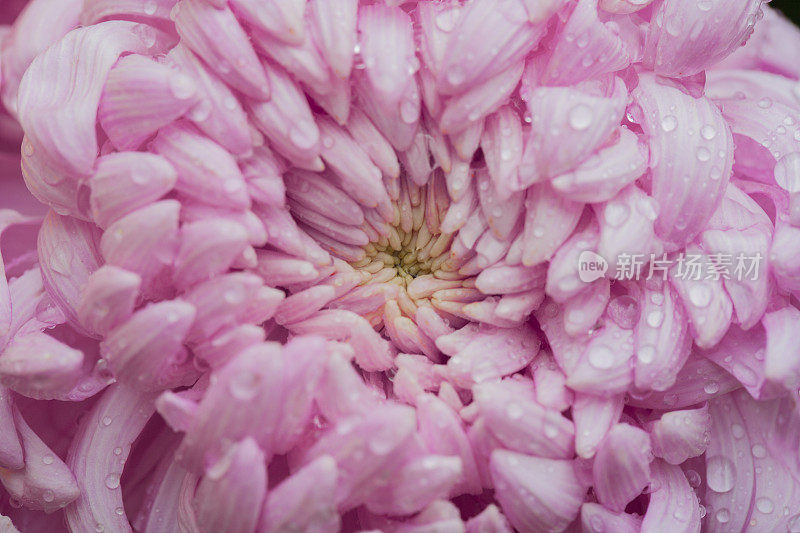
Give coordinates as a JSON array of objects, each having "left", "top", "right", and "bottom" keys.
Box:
[
  {"left": 588, "top": 346, "right": 616, "bottom": 369},
  {"left": 706, "top": 455, "right": 736, "bottom": 493},
  {"left": 688, "top": 284, "right": 712, "bottom": 308},
  {"left": 638, "top": 345, "right": 656, "bottom": 364},
  {"left": 568, "top": 104, "right": 593, "bottom": 131},
  {"left": 229, "top": 372, "right": 260, "bottom": 400},
  {"left": 756, "top": 497, "right": 774, "bottom": 514},
  {"left": 661, "top": 115, "right": 678, "bottom": 132},
  {"left": 169, "top": 73, "right": 195, "bottom": 100},
  {"left": 105, "top": 474, "right": 121, "bottom": 490},
  {"left": 505, "top": 403, "right": 523, "bottom": 419}
]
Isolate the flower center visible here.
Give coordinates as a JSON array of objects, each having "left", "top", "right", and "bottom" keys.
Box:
[{"left": 350, "top": 214, "right": 453, "bottom": 288}]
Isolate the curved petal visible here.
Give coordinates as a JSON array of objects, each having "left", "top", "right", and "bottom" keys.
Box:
[
  {"left": 641, "top": 460, "right": 702, "bottom": 533},
  {"left": 98, "top": 54, "right": 200, "bottom": 151},
  {"left": 592, "top": 423, "right": 651, "bottom": 512},
  {"left": 89, "top": 152, "right": 177, "bottom": 229},
  {"left": 490, "top": 450, "right": 584, "bottom": 533},
  {"left": 173, "top": 0, "right": 269, "bottom": 99},
  {"left": 192, "top": 438, "right": 266, "bottom": 533},
  {"left": 633, "top": 74, "right": 733, "bottom": 246},
  {"left": 649, "top": 404, "right": 710, "bottom": 465},
  {"left": 259, "top": 456, "right": 340, "bottom": 533},
  {"left": 65, "top": 384, "right": 156, "bottom": 533},
  {"left": 645, "top": 0, "right": 764, "bottom": 77},
  {"left": 17, "top": 21, "right": 166, "bottom": 178}
]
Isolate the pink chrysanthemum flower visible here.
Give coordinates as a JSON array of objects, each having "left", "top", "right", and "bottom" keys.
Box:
[{"left": 1, "top": 0, "right": 800, "bottom": 531}]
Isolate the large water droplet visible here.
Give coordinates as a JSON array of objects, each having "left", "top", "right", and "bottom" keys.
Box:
[
  {"left": 105, "top": 474, "right": 121, "bottom": 490},
  {"left": 568, "top": 104, "right": 593, "bottom": 131},
  {"left": 229, "top": 372, "right": 260, "bottom": 400},
  {"left": 588, "top": 346, "right": 616, "bottom": 370},
  {"left": 638, "top": 345, "right": 656, "bottom": 364},
  {"left": 435, "top": 7, "right": 460, "bottom": 32},
  {"left": 646, "top": 310, "right": 664, "bottom": 328},
  {"left": 289, "top": 121, "right": 318, "bottom": 150},
  {"left": 661, "top": 115, "right": 678, "bottom": 132},
  {"left": 505, "top": 402, "right": 523, "bottom": 419},
  {"left": 756, "top": 497, "right": 774, "bottom": 514},
  {"left": 169, "top": 73, "right": 195, "bottom": 100},
  {"left": 715, "top": 508, "right": 731, "bottom": 524},
  {"left": 706, "top": 455, "right": 736, "bottom": 493},
  {"left": 688, "top": 284, "right": 712, "bottom": 308}
]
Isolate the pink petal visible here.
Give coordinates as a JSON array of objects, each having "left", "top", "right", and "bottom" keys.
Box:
[
  {"left": 37, "top": 211, "right": 102, "bottom": 334},
  {"left": 0, "top": 387, "right": 22, "bottom": 470},
  {"left": 192, "top": 438, "right": 266, "bottom": 533},
  {"left": 229, "top": 0, "right": 305, "bottom": 45},
  {"left": 599, "top": 186, "right": 660, "bottom": 271},
  {"left": 633, "top": 279, "right": 691, "bottom": 392},
  {"left": 580, "top": 503, "right": 642, "bottom": 533},
  {"left": 99, "top": 200, "right": 181, "bottom": 290},
  {"left": 440, "top": 62, "right": 524, "bottom": 135},
  {"left": 436, "top": 323, "right": 541, "bottom": 387},
  {"left": 480, "top": 107, "right": 524, "bottom": 202},
  {"left": 89, "top": 152, "right": 177, "bottom": 229},
  {"left": 541, "top": 0, "right": 634, "bottom": 85},
  {"left": 300, "top": 404, "right": 416, "bottom": 511},
  {"left": 65, "top": 384, "right": 156, "bottom": 532},
  {"left": 317, "top": 117, "right": 389, "bottom": 210},
  {"left": 551, "top": 127, "right": 648, "bottom": 203},
  {"left": 490, "top": 450, "right": 584, "bottom": 533},
  {"left": 173, "top": 0, "right": 269, "bottom": 99},
  {"left": 521, "top": 184, "right": 584, "bottom": 266},
  {"left": 763, "top": 307, "right": 800, "bottom": 395},
  {"left": 649, "top": 404, "right": 710, "bottom": 465},
  {"left": 437, "top": 0, "right": 546, "bottom": 95},
  {"left": 17, "top": 21, "right": 164, "bottom": 177},
  {"left": 80, "top": 0, "right": 174, "bottom": 24},
  {"left": 259, "top": 456, "right": 340, "bottom": 533},
  {"left": 98, "top": 54, "right": 200, "bottom": 151},
  {"left": 632, "top": 73, "right": 733, "bottom": 245},
  {"left": 473, "top": 379, "right": 575, "bottom": 459},
  {"left": 669, "top": 250, "right": 733, "bottom": 349},
  {"left": 645, "top": 0, "right": 764, "bottom": 77},
  {"left": 572, "top": 393, "right": 624, "bottom": 459},
  {"left": 416, "top": 393, "right": 482, "bottom": 496},
  {"left": 627, "top": 353, "right": 740, "bottom": 410},
  {"left": 166, "top": 44, "right": 252, "bottom": 155},
  {"left": 247, "top": 61, "right": 322, "bottom": 169},
  {"left": 150, "top": 122, "right": 249, "bottom": 210},
  {"left": 640, "top": 460, "right": 702, "bottom": 533},
  {"left": 465, "top": 504, "right": 513, "bottom": 533},
  {"left": 592, "top": 423, "right": 652, "bottom": 512},
  {"left": 521, "top": 76, "right": 628, "bottom": 185},
  {"left": 101, "top": 300, "right": 195, "bottom": 391},
  {"left": 0, "top": 407, "right": 79, "bottom": 512},
  {"left": 566, "top": 322, "right": 634, "bottom": 396},
  {"left": 182, "top": 272, "right": 282, "bottom": 342},
  {"left": 173, "top": 219, "right": 249, "bottom": 289}
]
